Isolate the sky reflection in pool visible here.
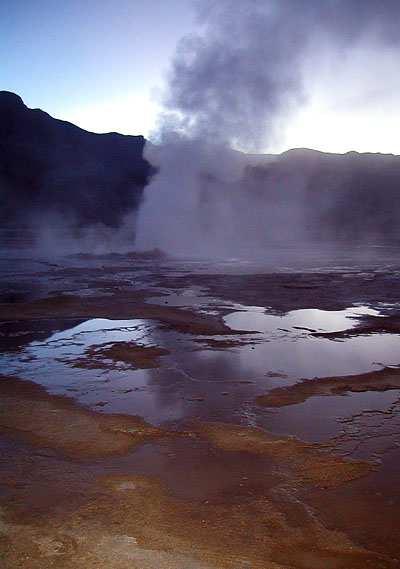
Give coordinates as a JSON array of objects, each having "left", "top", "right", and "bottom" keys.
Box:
[
  {"left": 1, "top": 306, "right": 400, "bottom": 434},
  {"left": 225, "top": 305, "right": 381, "bottom": 335}
]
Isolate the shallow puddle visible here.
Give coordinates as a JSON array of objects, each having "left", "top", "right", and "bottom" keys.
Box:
[
  {"left": 218, "top": 305, "right": 400, "bottom": 380},
  {"left": 191, "top": 333, "right": 400, "bottom": 379},
  {"left": 30, "top": 318, "right": 154, "bottom": 353},
  {"left": 259, "top": 389, "right": 400, "bottom": 443},
  {"left": 1, "top": 300, "right": 400, "bottom": 439},
  {"left": 225, "top": 305, "right": 382, "bottom": 334}
]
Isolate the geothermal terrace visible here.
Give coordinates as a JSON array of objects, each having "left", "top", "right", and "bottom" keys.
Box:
[{"left": 0, "top": 249, "right": 399, "bottom": 568}]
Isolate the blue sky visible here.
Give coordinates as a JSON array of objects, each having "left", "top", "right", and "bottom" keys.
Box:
[
  {"left": 0, "top": 0, "right": 196, "bottom": 135},
  {"left": 2, "top": 0, "right": 400, "bottom": 153}
]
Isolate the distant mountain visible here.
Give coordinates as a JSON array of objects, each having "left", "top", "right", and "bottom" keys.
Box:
[
  {"left": 2, "top": 91, "right": 400, "bottom": 251},
  {"left": 0, "top": 91, "right": 155, "bottom": 231},
  {"left": 239, "top": 147, "right": 400, "bottom": 243}
]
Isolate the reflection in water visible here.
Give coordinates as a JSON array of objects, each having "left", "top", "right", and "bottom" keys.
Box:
[
  {"left": 261, "top": 390, "right": 400, "bottom": 443},
  {"left": 30, "top": 318, "right": 153, "bottom": 353},
  {"left": 146, "top": 286, "right": 242, "bottom": 315},
  {"left": 184, "top": 333, "right": 400, "bottom": 379},
  {"left": 225, "top": 305, "right": 382, "bottom": 334},
  {"left": 1, "top": 305, "right": 400, "bottom": 446}
]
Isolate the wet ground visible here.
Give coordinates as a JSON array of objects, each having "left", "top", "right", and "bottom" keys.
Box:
[{"left": 1, "top": 248, "right": 400, "bottom": 568}]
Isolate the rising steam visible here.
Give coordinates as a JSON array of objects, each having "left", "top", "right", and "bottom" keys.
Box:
[{"left": 136, "top": 0, "right": 400, "bottom": 258}]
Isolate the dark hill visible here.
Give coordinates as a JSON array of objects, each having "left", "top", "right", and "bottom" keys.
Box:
[
  {"left": 0, "top": 91, "right": 155, "bottom": 231},
  {"left": 2, "top": 91, "right": 400, "bottom": 250},
  {"left": 239, "top": 147, "right": 400, "bottom": 244}
]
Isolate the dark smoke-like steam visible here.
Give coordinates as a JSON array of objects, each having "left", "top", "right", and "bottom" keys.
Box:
[
  {"left": 163, "top": 0, "right": 400, "bottom": 150},
  {"left": 136, "top": 0, "right": 400, "bottom": 257}
]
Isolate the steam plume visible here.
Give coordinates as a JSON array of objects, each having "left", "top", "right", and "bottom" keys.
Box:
[{"left": 136, "top": 0, "right": 400, "bottom": 257}]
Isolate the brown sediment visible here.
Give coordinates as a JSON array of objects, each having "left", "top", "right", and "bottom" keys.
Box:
[
  {"left": 154, "top": 271, "right": 400, "bottom": 313},
  {"left": 303, "top": 448, "right": 400, "bottom": 563},
  {"left": 257, "top": 366, "right": 400, "bottom": 408},
  {"left": 0, "top": 470, "right": 392, "bottom": 569},
  {"left": 69, "top": 248, "right": 167, "bottom": 261},
  {"left": 0, "top": 375, "right": 165, "bottom": 458},
  {"left": 192, "top": 337, "right": 259, "bottom": 349},
  {"left": 189, "top": 422, "right": 375, "bottom": 488},
  {"left": 0, "top": 379, "right": 395, "bottom": 568},
  {"left": 6, "top": 372, "right": 374, "bottom": 489},
  {"left": 186, "top": 396, "right": 206, "bottom": 402},
  {"left": 67, "top": 341, "right": 170, "bottom": 370},
  {"left": 0, "top": 293, "right": 237, "bottom": 337}
]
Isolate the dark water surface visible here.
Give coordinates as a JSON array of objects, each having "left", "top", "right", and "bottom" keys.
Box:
[{"left": 1, "top": 249, "right": 400, "bottom": 457}]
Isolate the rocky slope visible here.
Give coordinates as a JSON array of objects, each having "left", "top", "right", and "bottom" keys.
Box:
[{"left": 0, "top": 91, "right": 155, "bottom": 231}]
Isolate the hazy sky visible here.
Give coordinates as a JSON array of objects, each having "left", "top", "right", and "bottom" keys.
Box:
[
  {"left": 1, "top": 0, "right": 195, "bottom": 136},
  {"left": 1, "top": 0, "right": 400, "bottom": 154}
]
